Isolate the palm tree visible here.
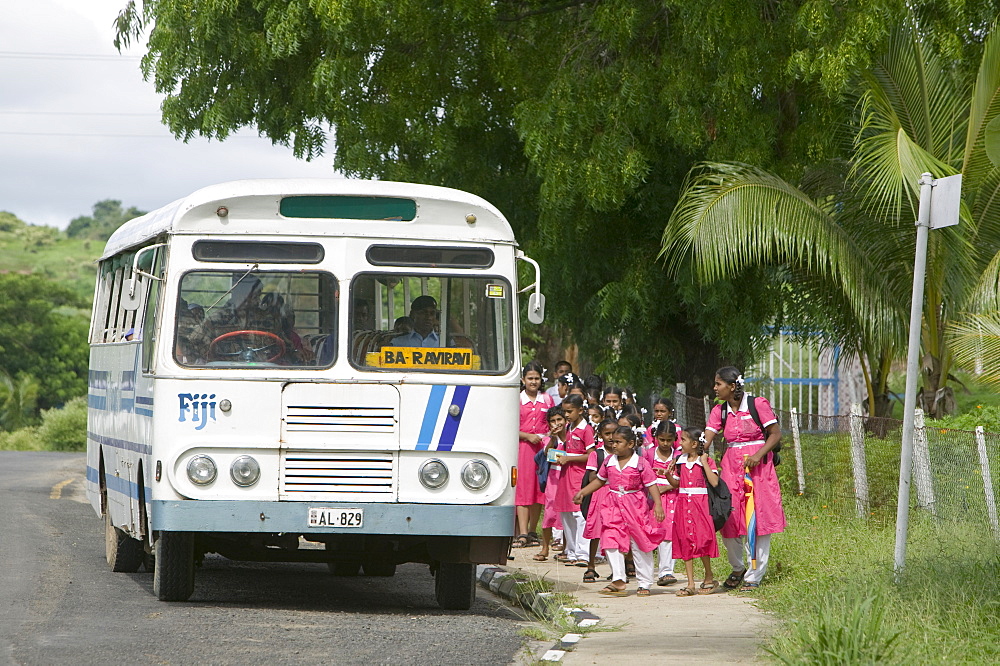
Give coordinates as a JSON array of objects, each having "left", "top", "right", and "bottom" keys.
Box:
[
  {"left": 661, "top": 18, "right": 1000, "bottom": 418},
  {"left": 0, "top": 371, "right": 40, "bottom": 431}
]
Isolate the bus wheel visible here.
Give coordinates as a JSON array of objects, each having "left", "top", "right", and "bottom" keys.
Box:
[
  {"left": 328, "top": 561, "right": 361, "bottom": 576},
  {"left": 434, "top": 562, "right": 476, "bottom": 610},
  {"left": 153, "top": 531, "right": 195, "bottom": 601},
  {"left": 362, "top": 561, "right": 396, "bottom": 577},
  {"left": 105, "top": 510, "right": 144, "bottom": 573}
]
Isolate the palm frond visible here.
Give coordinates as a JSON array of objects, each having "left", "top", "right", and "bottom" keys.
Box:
[
  {"left": 963, "top": 19, "right": 1000, "bottom": 186},
  {"left": 661, "top": 161, "right": 901, "bottom": 346},
  {"left": 948, "top": 312, "right": 1000, "bottom": 389}
]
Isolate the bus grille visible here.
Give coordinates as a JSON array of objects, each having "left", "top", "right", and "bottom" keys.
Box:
[
  {"left": 284, "top": 405, "right": 396, "bottom": 433},
  {"left": 280, "top": 450, "right": 395, "bottom": 499}
]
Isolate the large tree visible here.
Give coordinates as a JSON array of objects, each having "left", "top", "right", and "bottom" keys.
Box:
[
  {"left": 0, "top": 274, "right": 89, "bottom": 411},
  {"left": 115, "top": 0, "right": 999, "bottom": 392},
  {"left": 661, "top": 18, "right": 1000, "bottom": 417}
]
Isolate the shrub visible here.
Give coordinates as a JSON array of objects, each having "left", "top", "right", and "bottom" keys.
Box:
[
  {"left": 37, "top": 396, "right": 87, "bottom": 451},
  {"left": 0, "top": 425, "right": 43, "bottom": 450},
  {"left": 927, "top": 405, "right": 1000, "bottom": 433}
]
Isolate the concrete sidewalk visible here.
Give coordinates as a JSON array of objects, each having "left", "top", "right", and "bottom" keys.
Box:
[{"left": 501, "top": 544, "right": 772, "bottom": 663}]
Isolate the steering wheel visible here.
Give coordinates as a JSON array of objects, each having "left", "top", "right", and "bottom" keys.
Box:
[{"left": 209, "top": 330, "right": 286, "bottom": 363}]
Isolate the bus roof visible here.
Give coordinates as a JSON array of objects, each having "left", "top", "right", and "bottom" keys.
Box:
[{"left": 100, "top": 179, "right": 516, "bottom": 260}]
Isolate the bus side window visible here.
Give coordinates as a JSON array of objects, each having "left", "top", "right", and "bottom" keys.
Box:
[{"left": 141, "top": 248, "right": 164, "bottom": 372}]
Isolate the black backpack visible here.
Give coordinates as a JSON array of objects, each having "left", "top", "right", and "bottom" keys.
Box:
[{"left": 719, "top": 395, "right": 782, "bottom": 466}]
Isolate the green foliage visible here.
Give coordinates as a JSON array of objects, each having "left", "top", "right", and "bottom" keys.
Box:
[
  {"left": 0, "top": 425, "right": 42, "bottom": 451},
  {"left": 926, "top": 404, "right": 1000, "bottom": 432},
  {"left": 0, "top": 274, "right": 89, "bottom": 411},
  {"left": 0, "top": 371, "right": 40, "bottom": 431},
  {"left": 36, "top": 396, "right": 87, "bottom": 452},
  {"left": 0, "top": 211, "right": 27, "bottom": 233},
  {"left": 65, "top": 199, "right": 146, "bottom": 241}
]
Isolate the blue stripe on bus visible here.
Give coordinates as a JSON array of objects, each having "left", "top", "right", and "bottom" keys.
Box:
[
  {"left": 437, "top": 385, "right": 470, "bottom": 451},
  {"left": 88, "top": 394, "right": 107, "bottom": 410},
  {"left": 89, "top": 431, "right": 152, "bottom": 456},
  {"left": 135, "top": 408, "right": 153, "bottom": 417},
  {"left": 85, "top": 466, "right": 151, "bottom": 503},
  {"left": 135, "top": 396, "right": 154, "bottom": 405},
  {"left": 416, "top": 384, "right": 447, "bottom": 451}
]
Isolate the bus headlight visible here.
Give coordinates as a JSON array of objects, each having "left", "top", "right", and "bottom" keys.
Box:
[
  {"left": 461, "top": 460, "right": 490, "bottom": 490},
  {"left": 230, "top": 455, "right": 260, "bottom": 487},
  {"left": 418, "top": 459, "right": 449, "bottom": 489},
  {"left": 187, "top": 455, "right": 217, "bottom": 485}
]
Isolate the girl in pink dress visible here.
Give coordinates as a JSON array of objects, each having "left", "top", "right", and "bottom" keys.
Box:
[
  {"left": 515, "top": 361, "right": 554, "bottom": 547},
  {"left": 537, "top": 406, "right": 567, "bottom": 562},
  {"left": 668, "top": 426, "right": 721, "bottom": 597},
  {"left": 581, "top": 419, "right": 618, "bottom": 583},
  {"left": 644, "top": 420, "right": 679, "bottom": 586},
  {"left": 551, "top": 394, "right": 594, "bottom": 566},
  {"left": 645, "top": 398, "right": 680, "bottom": 454},
  {"left": 574, "top": 426, "right": 665, "bottom": 597},
  {"left": 703, "top": 366, "right": 785, "bottom": 592}
]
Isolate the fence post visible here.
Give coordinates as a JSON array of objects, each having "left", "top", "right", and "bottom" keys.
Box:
[
  {"left": 912, "top": 409, "right": 937, "bottom": 516},
  {"left": 790, "top": 407, "right": 805, "bottom": 495},
  {"left": 976, "top": 426, "right": 1000, "bottom": 540},
  {"left": 703, "top": 396, "right": 713, "bottom": 457},
  {"left": 849, "top": 403, "right": 870, "bottom": 518},
  {"left": 675, "top": 382, "right": 687, "bottom": 427}
]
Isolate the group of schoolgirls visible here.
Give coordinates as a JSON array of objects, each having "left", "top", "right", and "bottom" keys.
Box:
[{"left": 518, "top": 361, "right": 779, "bottom": 598}]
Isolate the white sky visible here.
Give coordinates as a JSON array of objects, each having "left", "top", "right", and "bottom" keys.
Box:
[{"left": 0, "top": 0, "right": 339, "bottom": 229}]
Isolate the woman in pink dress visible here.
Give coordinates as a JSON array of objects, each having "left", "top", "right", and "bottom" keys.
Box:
[
  {"left": 514, "top": 361, "right": 554, "bottom": 548},
  {"left": 537, "top": 406, "right": 567, "bottom": 562},
  {"left": 703, "top": 366, "right": 785, "bottom": 592},
  {"left": 668, "top": 426, "right": 721, "bottom": 596},
  {"left": 574, "top": 426, "right": 665, "bottom": 597},
  {"left": 644, "top": 420, "right": 679, "bottom": 586},
  {"left": 581, "top": 419, "right": 618, "bottom": 582}
]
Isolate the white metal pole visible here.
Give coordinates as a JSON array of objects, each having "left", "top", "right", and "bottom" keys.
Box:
[
  {"left": 894, "top": 173, "right": 934, "bottom": 577},
  {"left": 975, "top": 426, "right": 1000, "bottom": 540},
  {"left": 790, "top": 407, "right": 805, "bottom": 495}
]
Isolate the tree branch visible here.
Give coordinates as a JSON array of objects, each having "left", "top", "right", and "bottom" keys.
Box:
[{"left": 497, "top": 0, "right": 599, "bottom": 22}]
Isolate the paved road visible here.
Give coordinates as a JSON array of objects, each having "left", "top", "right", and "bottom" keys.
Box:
[{"left": 0, "top": 452, "right": 526, "bottom": 665}]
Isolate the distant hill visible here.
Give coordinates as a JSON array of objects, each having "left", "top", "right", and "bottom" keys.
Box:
[{"left": 0, "top": 201, "right": 145, "bottom": 304}]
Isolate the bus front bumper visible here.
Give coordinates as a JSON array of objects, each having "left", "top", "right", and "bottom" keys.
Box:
[{"left": 150, "top": 499, "right": 514, "bottom": 536}]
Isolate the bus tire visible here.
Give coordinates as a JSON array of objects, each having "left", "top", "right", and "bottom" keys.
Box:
[
  {"left": 434, "top": 562, "right": 476, "bottom": 610},
  {"left": 153, "top": 531, "right": 195, "bottom": 601},
  {"left": 362, "top": 561, "right": 396, "bottom": 577},
  {"left": 105, "top": 510, "right": 144, "bottom": 573}
]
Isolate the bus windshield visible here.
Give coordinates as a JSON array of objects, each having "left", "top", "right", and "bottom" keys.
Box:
[
  {"left": 350, "top": 273, "right": 513, "bottom": 374},
  {"left": 175, "top": 270, "right": 338, "bottom": 368}
]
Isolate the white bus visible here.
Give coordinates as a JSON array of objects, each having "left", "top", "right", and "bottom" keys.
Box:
[{"left": 85, "top": 179, "right": 545, "bottom": 609}]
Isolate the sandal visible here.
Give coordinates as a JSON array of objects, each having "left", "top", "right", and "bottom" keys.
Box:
[
  {"left": 554, "top": 554, "right": 572, "bottom": 563},
  {"left": 740, "top": 582, "right": 760, "bottom": 592},
  {"left": 723, "top": 569, "right": 746, "bottom": 590},
  {"left": 636, "top": 587, "right": 650, "bottom": 597},
  {"left": 675, "top": 587, "right": 697, "bottom": 597},
  {"left": 582, "top": 569, "right": 598, "bottom": 583},
  {"left": 625, "top": 563, "right": 636, "bottom": 580},
  {"left": 599, "top": 585, "right": 628, "bottom": 597},
  {"left": 656, "top": 574, "right": 677, "bottom": 587},
  {"left": 527, "top": 531, "right": 540, "bottom": 545},
  {"left": 699, "top": 580, "right": 719, "bottom": 594},
  {"left": 574, "top": 559, "right": 590, "bottom": 567},
  {"left": 512, "top": 534, "right": 530, "bottom": 548},
  {"left": 532, "top": 553, "right": 548, "bottom": 562}
]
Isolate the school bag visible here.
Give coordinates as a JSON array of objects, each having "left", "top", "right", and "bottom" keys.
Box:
[
  {"left": 718, "top": 395, "right": 783, "bottom": 466},
  {"left": 702, "top": 464, "right": 733, "bottom": 531},
  {"left": 534, "top": 443, "right": 553, "bottom": 491}
]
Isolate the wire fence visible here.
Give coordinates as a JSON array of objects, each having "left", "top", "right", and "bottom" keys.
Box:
[{"left": 672, "top": 391, "right": 1000, "bottom": 541}]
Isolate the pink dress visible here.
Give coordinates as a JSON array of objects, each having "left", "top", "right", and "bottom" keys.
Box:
[
  {"left": 644, "top": 447, "right": 678, "bottom": 541},
  {"left": 705, "top": 397, "right": 786, "bottom": 537},
  {"left": 516, "top": 390, "right": 554, "bottom": 506},
  {"left": 672, "top": 456, "right": 720, "bottom": 560},
  {"left": 645, "top": 420, "right": 683, "bottom": 456},
  {"left": 582, "top": 448, "right": 611, "bottom": 540},
  {"left": 541, "top": 435, "right": 564, "bottom": 529},
  {"left": 550, "top": 420, "right": 594, "bottom": 513},
  {"left": 594, "top": 453, "right": 665, "bottom": 553}
]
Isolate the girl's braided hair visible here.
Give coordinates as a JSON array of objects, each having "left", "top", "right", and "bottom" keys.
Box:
[{"left": 716, "top": 366, "right": 745, "bottom": 403}]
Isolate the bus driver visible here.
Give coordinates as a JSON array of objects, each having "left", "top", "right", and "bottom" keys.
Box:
[{"left": 390, "top": 295, "right": 440, "bottom": 347}]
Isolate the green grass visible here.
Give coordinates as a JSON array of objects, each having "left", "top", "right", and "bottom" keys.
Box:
[
  {"left": 0, "top": 231, "right": 98, "bottom": 302},
  {"left": 758, "top": 483, "right": 1000, "bottom": 663}
]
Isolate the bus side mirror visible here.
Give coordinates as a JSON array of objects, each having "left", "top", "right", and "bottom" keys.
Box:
[
  {"left": 122, "top": 275, "right": 143, "bottom": 311},
  {"left": 123, "top": 243, "right": 166, "bottom": 309},
  {"left": 527, "top": 292, "right": 545, "bottom": 325}
]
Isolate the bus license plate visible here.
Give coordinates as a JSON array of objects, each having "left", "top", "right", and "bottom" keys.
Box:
[{"left": 307, "top": 508, "right": 364, "bottom": 528}]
